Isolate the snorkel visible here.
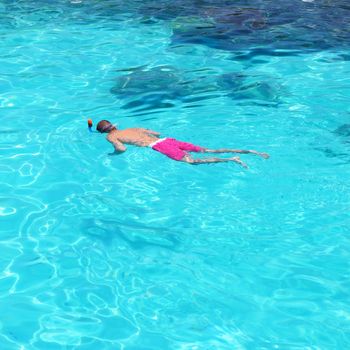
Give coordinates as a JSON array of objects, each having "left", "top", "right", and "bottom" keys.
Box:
[
  {"left": 88, "top": 119, "right": 93, "bottom": 132},
  {"left": 87, "top": 119, "right": 116, "bottom": 133}
]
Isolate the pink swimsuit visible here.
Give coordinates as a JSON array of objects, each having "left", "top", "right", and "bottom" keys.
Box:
[{"left": 150, "top": 138, "right": 203, "bottom": 161}]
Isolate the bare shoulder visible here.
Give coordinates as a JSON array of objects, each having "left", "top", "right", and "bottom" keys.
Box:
[{"left": 106, "top": 133, "right": 119, "bottom": 143}]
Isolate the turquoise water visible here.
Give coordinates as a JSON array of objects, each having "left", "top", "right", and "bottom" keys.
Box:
[{"left": 1, "top": 1, "right": 350, "bottom": 348}]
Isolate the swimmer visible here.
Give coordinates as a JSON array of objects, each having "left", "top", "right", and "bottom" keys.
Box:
[{"left": 96, "top": 120, "right": 269, "bottom": 167}]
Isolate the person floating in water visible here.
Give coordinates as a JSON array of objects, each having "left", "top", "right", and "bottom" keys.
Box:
[{"left": 96, "top": 120, "right": 269, "bottom": 167}]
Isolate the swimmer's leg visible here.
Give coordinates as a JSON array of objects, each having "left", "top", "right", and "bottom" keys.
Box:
[
  {"left": 202, "top": 148, "right": 269, "bottom": 159},
  {"left": 181, "top": 155, "right": 248, "bottom": 168}
]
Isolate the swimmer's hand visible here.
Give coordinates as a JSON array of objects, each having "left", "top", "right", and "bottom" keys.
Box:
[
  {"left": 107, "top": 137, "right": 126, "bottom": 155},
  {"left": 108, "top": 149, "right": 126, "bottom": 156},
  {"left": 109, "top": 146, "right": 126, "bottom": 155}
]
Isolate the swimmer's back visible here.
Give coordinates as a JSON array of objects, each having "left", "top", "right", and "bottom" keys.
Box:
[{"left": 108, "top": 128, "right": 159, "bottom": 147}]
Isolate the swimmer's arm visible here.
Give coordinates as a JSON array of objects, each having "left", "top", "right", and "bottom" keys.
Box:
[{"left": 107, "top": 137, "right": 126, "bottom": 155}]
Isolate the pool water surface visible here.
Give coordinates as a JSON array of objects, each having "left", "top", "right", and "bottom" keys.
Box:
[{"left": 1, "top": 0, "right": 350, "bottom": 349}]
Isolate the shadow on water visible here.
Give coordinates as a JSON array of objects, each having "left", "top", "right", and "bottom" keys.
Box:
[
  {"left": 334, "top": 124, "right": 350, "bottom": 138},
  {"left": 217, "top": 72, "right": 282, "bottom": 105},
  {"left": 316, "top": 124, "right": 350, "bottom": 161},
  {"left": 110, "top": 66, "right": 191, "bottom": 104},
  {"left": 0, "top": 129, "right": 19, "bottom": 134},
  {"left": 110, "top": 65, "right": 283, "bottom": 112},
  {"left": 82, "top": 217, "right": 181, "bottom": 251}
]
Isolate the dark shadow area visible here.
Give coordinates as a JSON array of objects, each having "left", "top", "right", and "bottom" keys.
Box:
[
  {"left": 81, "top": 217, "right": 181, "bottom": 251},
  {"left": 141, "top": 0, "right": 350, "bottom": 55},
  {"left": 110, "top": 65, "right": 283, "bottom": 111},
  {"left": 3, "top": 0, "right": 350, "bottom": 56},
  {"left": 334, "top": 124, "right": 350, "bottom": 138},
  {"left": 316, "top": 124, "right": 350, "bottom": 161}
]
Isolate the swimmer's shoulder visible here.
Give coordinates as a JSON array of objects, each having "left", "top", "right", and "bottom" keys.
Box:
[{"left": 106, "top": 131, "right": 120, "bottom": 143}]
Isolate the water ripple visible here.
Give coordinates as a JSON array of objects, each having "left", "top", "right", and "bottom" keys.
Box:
[{"left": 1, "top": 1, "right": 350, "bottom": 349}]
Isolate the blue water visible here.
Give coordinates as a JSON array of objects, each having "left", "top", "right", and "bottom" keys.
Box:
[{"left": 1, "top": 0, "right": 350, "bottom": 348}]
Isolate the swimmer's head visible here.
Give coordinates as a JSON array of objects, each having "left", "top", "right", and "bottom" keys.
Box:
[{"left": 96, "top": 120, "right": 117, "bottom": 133}]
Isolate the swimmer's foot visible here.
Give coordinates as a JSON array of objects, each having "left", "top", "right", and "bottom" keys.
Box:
[
  {"left": 257, "top": 152, "right": 269, "bottom": 159},
  {"left": 249, "top": 150, "right": 270, "bottom": 159},
  {"left": 230, "top": 156, "right": 248, "bottom": 168}
]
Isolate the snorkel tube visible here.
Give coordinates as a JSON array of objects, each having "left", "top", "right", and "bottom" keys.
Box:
[{"left": 88, "top": 119, "right": 93, "bottom": 132}]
